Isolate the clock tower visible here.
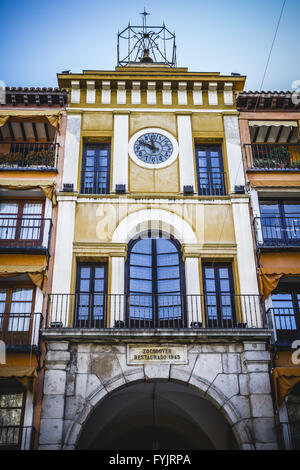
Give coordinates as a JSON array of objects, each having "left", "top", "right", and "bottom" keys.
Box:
[{"left": 39, "top": 14, "right": 277, "bottom": 451}]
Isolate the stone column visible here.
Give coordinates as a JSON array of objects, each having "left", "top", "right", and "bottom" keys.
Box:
[
  {"left": 177, "top": 113, "right": 196, "bottom": 192},
  {"left": 184, "top": 256, "right": 202, "bottom": 327},
  {"left": 112, "top": 112, "right": 129, "bottom": 192},
  {"left": 51, "top": 196, "right": 76, "bottom": 326},
  {"left": 39, "top": 342, "right": 70, "bottom": 450},
  {"left": 242, "top": 341, "right": 278, "bottom": 450},
  {"left": 223, "top": 113, "right": 245, "bottom": 193},
  {"left": 110, "top": 256, "right": 126, "bottom": 327},
  {"left": 231, "top": 198, "right": 261, "bottom": 327},
  {"left": 62, "top": 113, "right": 82, "bottom": 189}
]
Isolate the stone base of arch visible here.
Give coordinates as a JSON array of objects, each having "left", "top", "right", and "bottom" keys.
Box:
[{"left": 38, "top": 339, "right": 278, "bottom": 450}]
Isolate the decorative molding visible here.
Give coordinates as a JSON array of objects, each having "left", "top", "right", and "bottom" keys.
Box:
[
  {"left": 86, "top": 81, "right": 96, "bottom": 104},
  {"left": 162, "top": 82, "right": 172, "bottom": 105},
  {"left": 131, "top": 81, "right": 141, "bottom": 105},
  {"left": 224, "top": 82, "right": 233, "bottom": 106},
  {"left": 101, "top": 81, "right": 111, "bottom": 105},
  {"left": 71, "top": 81, "right": 80, "bottom": 104},
  {"left": 117, "top": 81, "right": 126, "bottom": 105},
  {"left": 73, "top": 242, "right": 127, "bottom": 258},
  {"left": 193, "top": 82, "right": 203, "bottom": 106},
  {"left": 147, "top": 82, "right": 156, "bottom": 105},
  {"left": 178, "top": 82, "right": 187, "bottom": 105},
  {"left": 208, "top": 82, "right": 218, "bottom": 105},
  {"left": 182, "top": 243, "right": 237, "bottom": 260}
]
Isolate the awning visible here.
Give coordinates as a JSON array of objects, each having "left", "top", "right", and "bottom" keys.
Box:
[
  {"left": 259, "top": 253, "right": 300, "bottom": 298},
  {"left": 249, "top": 120, "right": 298, "bottom": 128},
  {"left": 0, "top": 179, "right": 56, "bottom": 205},
  {"left": 273, "top": 368, "right": 300, "bottom": 409},
  {"left": 0, "top": 110, "right": 62, "bottom": 133},
  {"left": 248, "top": 172, "right": 300, "bottom": 188},
  {"left": 0, "top": 254, "right": 48, "bottom": 293},
  {"left": 0, "top": 367, "right": 37, "bottom": 392}
]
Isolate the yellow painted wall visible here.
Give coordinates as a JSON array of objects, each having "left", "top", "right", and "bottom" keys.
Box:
[{"left": 74, "top": 201, "right": 235, "bottom": 245}]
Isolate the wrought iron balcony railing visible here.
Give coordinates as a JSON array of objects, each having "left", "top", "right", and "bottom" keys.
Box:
[
  {"left": 197, "top": 171, "right": 227, "bottom": 196},
  {"left": 0, "top": 142, "right": 59, "bottom": 169},
  {"left": 0, "top": 426, "right": 36, "bottom": 450},
  {"left": 243, "top": 143, "right": 300, "bottom": 171},
  {"left": 254, "top": 216, "right": 300, "bottom": 248},
  {"left": 0, "top": 312, "right": 42, "bottom": 350},
  {"left": 267, "top": 308, "right": 300, "bottom": 345},
  {"left": 80, "top": 169, "right": 110, "bottom": 195},
  {"left": 0, "top": 217, "right": 52, "bottom": 253},
  {"left": 46, "top": 293, "right": 266, "bottom": 331}
]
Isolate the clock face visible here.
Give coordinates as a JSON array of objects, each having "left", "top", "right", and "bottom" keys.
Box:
[{"left": 133, "top": 132, "right": 173, "bottom": 165}]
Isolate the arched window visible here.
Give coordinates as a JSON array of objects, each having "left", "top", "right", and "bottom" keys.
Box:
[{"left": 126, "top": 233, "right": 186, "bottom": 328}]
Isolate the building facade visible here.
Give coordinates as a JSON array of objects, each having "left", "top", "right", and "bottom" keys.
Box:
[
  {"left": 37, "top": 43, "right": 280, "bottom": 448},
  {"left": 0, "top": 87, "right": 67, "bottom": 449},
  {"left": 238, "top": 91, "right": 300, "bottom": 450}
]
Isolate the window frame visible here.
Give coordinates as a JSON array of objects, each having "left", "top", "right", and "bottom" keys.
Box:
[
  {"left": 126, "top": 231, "right": 187, "bottom": 328},
  {"left": 0, "top": 199, "right": 45, "bottom": 247},
  {"left": 0, "top": 380, "right": 26, "bottom": 450},
  {"left": 195, "top": 144, "right": 226, "bottom": 196},
  {"left": 75, "top": 262, "right": 108, "bottom": 327},
  {"left": 80, "top": 142, "right": 111, "bottom": 195},
  {"left": 0, "top": 283, "right": 36, "bottom": 347},
  {"left": 202, "top": 262, "right": 237, "bottom": 327},
  {"left": 259, "top": 198, "right": 300, "bottom": 246},
  {"left": 271, "top": 282, "right": 300, "bottom": 343}
]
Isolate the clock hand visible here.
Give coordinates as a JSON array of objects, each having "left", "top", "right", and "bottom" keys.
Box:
[{"left": 139, "top": 140, "right": 156, "bottom": 152}]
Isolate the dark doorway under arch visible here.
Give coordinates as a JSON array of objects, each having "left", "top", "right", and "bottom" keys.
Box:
[{"left": 76, "top": 382, "right": 238, "bottom": 450}]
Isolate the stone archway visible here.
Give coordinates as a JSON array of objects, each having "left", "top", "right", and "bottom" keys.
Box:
[
  {"left": 75, "top": 381, "right": 239, "bottom": 450},
  {"left": 63, "top": 372, "right": 254, "bottom": 450}
]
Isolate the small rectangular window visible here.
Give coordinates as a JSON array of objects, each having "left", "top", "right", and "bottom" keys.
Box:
[
  {"left": 202, "top": 263, "right": 236, "bottom": 327},
  {"left": 0, "top": 201, "right": 44, "bottom": 244},
  {"left": 195, "top": 145, "right": 226, "bottom": 196},
  {"left": 81, "top": 143, "right": 111, "bottom": 194},
  {"left": 75, "top": 263, "right": 108, "bottom": 327}
]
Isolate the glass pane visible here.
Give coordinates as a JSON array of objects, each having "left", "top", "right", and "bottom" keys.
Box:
[
  {"left": 130, "top": 253, "right": 152, "bottom": 267},
  {"left": 156, "top": 238, "right": 177, "bottom": 254},
  {"left": 22, "top": 203, "right": 42, "bottom": 215},
  {"left": 132, "top": 238, "right": 152, "bottom": 254},
  {"left": 130, "top": 266, "right": 152, "bottom": 280},
  {"left": 283, "top": 204, "right": 300, "bottom": 215},
  {"left": 94, "top": 267, "right": 104, "bottom": 279},
  {"left": 94, "top": 279, "right": 104, "bottom": 292},
  {"left": 80, "top": 267, "right": 91, "bottom": 279},
  {"left": 0, "top": 216, "right": 17, "bottom": 240},
  {"left": 20, "top": 217, "right": 41, "bottom": 240},
  {"left": 157, "top": 266, "right": 179, "bottom": 280},
  {"left": 80, "top": 280, "right": 90, "bottom": 292},
  {"left": 260, "top": 203, "right": 280, "bottom": 216},
  {"left": 130, "top": 279, "right": 152, "bottom": 293},
  {"left": 157, "top": 253, "right": 179, "bottom": 267},
  {"left": 157, "top": 279, "right": 180, "bottom": 293}
]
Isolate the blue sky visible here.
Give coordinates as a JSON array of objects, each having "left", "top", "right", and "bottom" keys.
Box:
[{"left": 1, "top": 0, "right": 299, "bottom": 91}]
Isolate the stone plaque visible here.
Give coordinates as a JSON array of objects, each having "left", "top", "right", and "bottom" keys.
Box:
[{"left": 127, "top": 344, "right": 187, "bottom": 365}]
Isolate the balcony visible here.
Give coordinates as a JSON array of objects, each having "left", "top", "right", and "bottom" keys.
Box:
[
  {"left": 45, "top": 294, "right": 268, "bottom": 338},
  {"left": 197, "top": 171, "right": 227, "bottom": 196},
  {"left": 0, "top": 426, "right": 36, "bottom": 450},
  {"left": 267, "top": 308, "right": 300, "bottom": 345},
  {"left": 0, "top": 142, "right": 59, "bottom": 170},
  {"left": 243, "top": 144, "right": 300, "bottom": 171},
  {"left": 254, "top": 217, "right": 300, "bottom": 249},
  {"left": 0, "top": 217, "right": 52, "bottom": 254},
  {"left": 0, "top": 312, "right": 42, "bottom": 351},
  {"left": 80, "top": 169, "right": 110, "bottom": 195}
]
